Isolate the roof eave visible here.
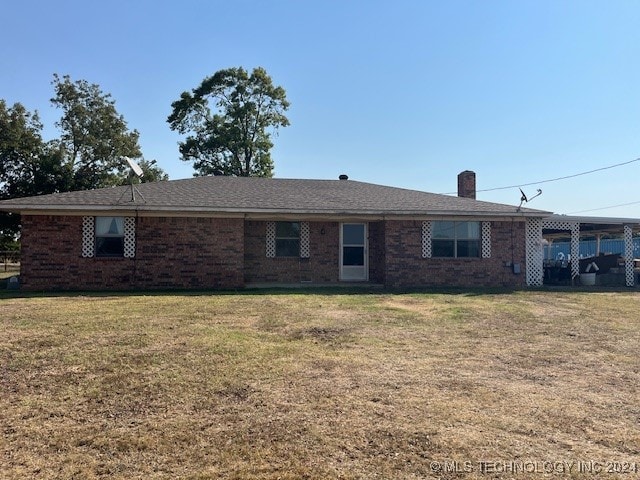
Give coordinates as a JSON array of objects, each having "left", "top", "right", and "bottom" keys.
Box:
[{"left": 1, "top": 204, "right": 550, "bottom": 218}]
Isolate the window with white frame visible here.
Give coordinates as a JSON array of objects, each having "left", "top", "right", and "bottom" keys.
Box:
[
  {"left": 275, "top": 222, "right": 300, "bottom": 257},
  {"left": 95, "top": 217, "right": 125, "bottom": 257},
  {"left": 432, "top": 221, "right": 480, "bottom": 258}
]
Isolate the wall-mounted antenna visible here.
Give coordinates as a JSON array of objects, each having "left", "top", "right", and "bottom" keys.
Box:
[
  {"left": 517, "top": 188, "right": 542, "bottom": 211},
  {"left": 117, "top": 157, "right": 146, "bottom": 203}
]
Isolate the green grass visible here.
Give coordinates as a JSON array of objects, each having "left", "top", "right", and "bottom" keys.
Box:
[{"left": 2, "top": 291, "right": 639, "bottom": 479}]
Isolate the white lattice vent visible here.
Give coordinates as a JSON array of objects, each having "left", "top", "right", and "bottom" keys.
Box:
[
  {"left": 124, "top": 217, "right": 136, "bottom": 258},
  {"left": 481, "top": 222, "right": 491, "bottom": 258},
  {"left": 82, "top": 216, "right": 95, "bottom": 258},
  {"left": 300, "top": 222, "right": 310, "bottom": 258},
  {"left": 266, "top": 221, "right": 276, "bottom": 258},
  {"left": 421, "top": 221, "right": 431, "bottom": 258}
]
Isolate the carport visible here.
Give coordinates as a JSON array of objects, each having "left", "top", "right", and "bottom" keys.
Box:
[{"left": 525, "top": 215, "right": 640, "bottom": 287}]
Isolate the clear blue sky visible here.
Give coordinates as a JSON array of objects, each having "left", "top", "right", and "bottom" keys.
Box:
[{"left": 2, "top": 0, "right": 639, "bottom": 217}]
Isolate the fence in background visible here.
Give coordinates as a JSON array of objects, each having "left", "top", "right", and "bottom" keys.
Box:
[
  {"left": 544, "top": 238, "right": 640, "bottom": 260},
  {"left": 1, "top": 250, "right": 20, "bottom": 272}
]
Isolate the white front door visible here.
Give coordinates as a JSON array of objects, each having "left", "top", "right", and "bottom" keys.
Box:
[{"left": 340, "top": 223, "right": 368, "bottom": 281}]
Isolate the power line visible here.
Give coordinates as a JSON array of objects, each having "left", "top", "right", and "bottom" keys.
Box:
[
  {"left": 479, "top": 157, "right": 640, "bottom": 192},
  {"left": 441, "top": 157, "right": 640, "bottom": 194},
  {"left": 565, "top": 200, "right": 640, "bottom": 215}
]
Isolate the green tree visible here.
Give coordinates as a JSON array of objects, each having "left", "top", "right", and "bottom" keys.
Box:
[
  {"left": 1, "top": 76, "right": 169, "bottom": 247},
  {"left": 0, "top": 101, "right": 70, "bottom": 247},
  {"left": 167, "top": 66, "right": 290, "bottom": 177},
  {"left": 1, "top": 100, "right": 46, "bottom": 195},
  {"left": 51, "top": 74, "right": 145, "bottom": 189},
  {"left": 120, "top": 158, "right": 169, "bottom": 185}
]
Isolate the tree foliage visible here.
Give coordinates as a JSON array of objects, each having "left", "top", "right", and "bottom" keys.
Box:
[
  {"left": 0, "top": 101, "right": 69, "bottom": 246},
  {"left": 51, "top": 74, "right": 145, "bottom": 189},
  {"left": 167, "top": 67, "right": 290, "bottom": 177},
  {"left": 129, "top": 159, "right": 169, "bottom": 184},
  {"left": 1, "top": 76, "right": 168, "bottom": 247},
  {"left": 0, "top": 100, "right": 59, "bottom": 198}
]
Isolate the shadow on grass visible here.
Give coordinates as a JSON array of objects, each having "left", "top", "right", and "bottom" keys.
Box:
[
  {"left": 0, "top": 284, "right": 560, "bottom": 300},
  {"left": 2, "top": 277, "right": 638, "bottom": 300}
]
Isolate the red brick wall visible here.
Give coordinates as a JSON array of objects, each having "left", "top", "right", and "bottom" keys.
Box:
[
  {"left": 135, "top": 216, "right": 244, "bottom": 289},
  {"left": 20, "top": 215, "right": 244, "bottom": 290},
  {"left": 20, "top": 215, "right": 528, "bottom": 290},
  {"left": 21, "top": 216, "right": 88, "bottom": 290},
  {"left": 368, "top": 221, "right": 385, "bottom": 284},
  {"left": 383, "top": 220, "right": 528, "bottom": 288},
  {"left": 244, "top": 221, "right": 340, "bottom": 284}
]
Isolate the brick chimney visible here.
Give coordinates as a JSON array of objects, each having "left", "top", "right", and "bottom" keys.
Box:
[{"left": 457, "top": 170, "right": 476, "bottom": 199}]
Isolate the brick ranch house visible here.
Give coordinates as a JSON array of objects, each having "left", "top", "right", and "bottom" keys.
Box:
[{"left": 0, "top": 171, "right": 549, "bottom": 291}]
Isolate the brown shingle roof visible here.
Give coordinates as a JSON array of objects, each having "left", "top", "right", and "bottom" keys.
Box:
[{"left": 0, "top": 176, "right": 548, "bottom": 217}]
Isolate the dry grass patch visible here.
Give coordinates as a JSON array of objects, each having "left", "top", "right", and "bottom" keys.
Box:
[{"left": 1, "top": 291, "right": 639, "bottom": 479}]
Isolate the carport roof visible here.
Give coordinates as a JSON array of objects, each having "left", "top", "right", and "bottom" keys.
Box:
[{"left": 543, "top": 214, "right": 640, "bottom": 236}]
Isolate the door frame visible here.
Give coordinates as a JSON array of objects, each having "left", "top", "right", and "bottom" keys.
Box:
[{"left": 339, "top": 222, "right": 369, "bottom": 281}]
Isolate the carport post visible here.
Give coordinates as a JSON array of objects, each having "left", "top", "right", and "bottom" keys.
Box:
[
  {"left": 570, "top": 223, "right": 580, "bottom": 282},
  {"left": 624, "top": 225, "right": 634, "bottom": 287}
]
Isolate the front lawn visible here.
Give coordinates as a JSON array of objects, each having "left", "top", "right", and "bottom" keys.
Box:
[{"left": 1, "top": 291, "right": 639, "bottom": 479}]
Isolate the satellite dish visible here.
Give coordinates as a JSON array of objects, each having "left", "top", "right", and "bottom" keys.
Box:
[
  {"left": 517, "top": 188, "right": 542, "bottom": 211},
  {"left": 519, "top": 188, "right": 528, "bottom": 203},
  {"left": 124, "top": 157, "right": 144, "bottom": 178},
  {"left": 118, "top": 157, "right": 146, "bottom": 203}
]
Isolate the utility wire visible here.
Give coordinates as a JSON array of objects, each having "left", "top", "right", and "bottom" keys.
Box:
[
  {"left": 441, "top": 157, "right": 640, "bottom": 194},
  {"left": 565, "top": 200, "right": 640, "bottom": 215}
]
